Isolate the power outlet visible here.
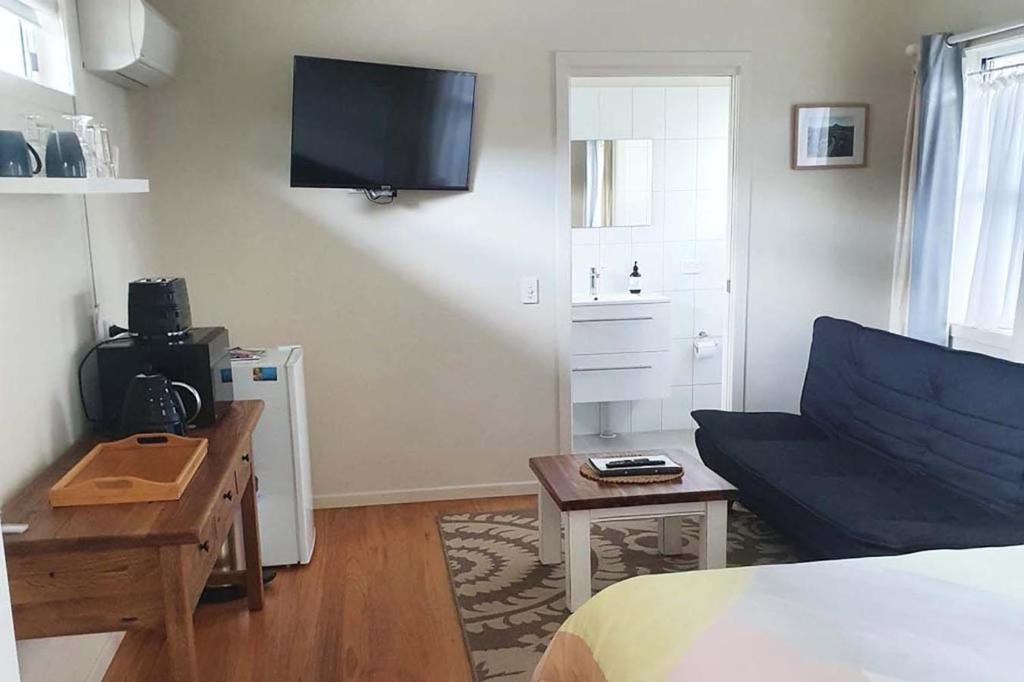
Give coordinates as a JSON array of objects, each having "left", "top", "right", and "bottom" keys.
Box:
[
  {"left": 92, "top": 306, "right": 104, "bottom": 342},
  {"left": 520, "top": 276, "right": 539, "bottom": 304},
  {"left": 92, "top": 306, "right": 117, "bottom": 341}
]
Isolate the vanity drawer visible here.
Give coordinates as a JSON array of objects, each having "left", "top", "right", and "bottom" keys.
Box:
[
  {"left": 572, "top": 302, "right": 670, "bottom": 354},
  {"left": 571, "top": 351, "right": 671, "bottom": 403}
]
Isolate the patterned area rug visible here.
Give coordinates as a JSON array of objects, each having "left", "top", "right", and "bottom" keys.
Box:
[{"left": 438, "top": 509, "right": 801, "bottom": 682}]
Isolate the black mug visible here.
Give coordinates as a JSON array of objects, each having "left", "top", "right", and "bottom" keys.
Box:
[
  {"left": 0, "top": 130, "right": 42, "bottom": 177},
  {"left": 45, "top": 131, "right": 87, "bottom": 178}
]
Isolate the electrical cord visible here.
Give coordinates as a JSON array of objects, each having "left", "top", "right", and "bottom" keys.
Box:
[{"left": 78, "top": 333, "right": 132, "bottom": 423}]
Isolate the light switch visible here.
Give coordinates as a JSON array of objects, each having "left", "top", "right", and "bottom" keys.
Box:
[{"left": 520, "top": 276, "right": 539, "bottom": 304}]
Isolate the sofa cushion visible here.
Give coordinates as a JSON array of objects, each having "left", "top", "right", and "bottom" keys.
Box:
[
  {"left": 694, "top": 411, "right": 1024, "bottom": 557},
  {"left": 801, "top": 317, "right": 1024, "bottom": 512}
]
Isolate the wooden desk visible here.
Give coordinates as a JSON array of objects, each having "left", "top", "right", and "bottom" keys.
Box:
[{"left": 2, "top": 400, "right": 265, "bottom": 682}]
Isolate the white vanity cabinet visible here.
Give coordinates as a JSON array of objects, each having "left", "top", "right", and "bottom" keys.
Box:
[{"left": 571, "top": 296, "right": 672, "bottom": 403}]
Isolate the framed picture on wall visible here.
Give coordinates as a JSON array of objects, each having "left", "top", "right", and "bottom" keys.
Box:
[{"left": 791, "top": 103, "right": 869, "bottom": 170}]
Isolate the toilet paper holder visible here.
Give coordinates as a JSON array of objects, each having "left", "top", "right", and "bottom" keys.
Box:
[{"left": 693, "top": 331, "right": 718, "bottom": 359}]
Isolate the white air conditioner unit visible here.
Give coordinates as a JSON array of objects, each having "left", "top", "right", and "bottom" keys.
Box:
[{"left": 78, "top": 0, "right": 180, "bottom": 89}]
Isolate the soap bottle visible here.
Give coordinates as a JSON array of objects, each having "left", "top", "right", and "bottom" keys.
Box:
[{"left": 629, "top": 261, "right": 642, "bottom": 294}]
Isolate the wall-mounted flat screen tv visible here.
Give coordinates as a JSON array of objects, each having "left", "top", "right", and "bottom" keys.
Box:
[{"left": 290, "top": 56, "right": 477, "bottom": 191}]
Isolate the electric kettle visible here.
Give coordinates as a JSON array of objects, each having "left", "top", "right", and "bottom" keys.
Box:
[{"left": 119, "top": 373, "right": 202, "bottom": 437}]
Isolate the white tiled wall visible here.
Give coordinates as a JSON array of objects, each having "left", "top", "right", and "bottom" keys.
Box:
[{"left": 571, "top": 80, "right": 731, "bottom": 434}]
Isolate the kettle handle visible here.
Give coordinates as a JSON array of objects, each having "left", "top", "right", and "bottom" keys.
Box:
[
  {"left": 170, "top": 381, "right": 203, "bottom": 424},
  {"left": 26, "top": 143, "right": 42, "bottom": 175}
]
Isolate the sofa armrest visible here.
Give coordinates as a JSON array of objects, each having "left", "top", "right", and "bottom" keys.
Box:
[{"left": 691, "top": 410, "right": 825, "bottom": 442}]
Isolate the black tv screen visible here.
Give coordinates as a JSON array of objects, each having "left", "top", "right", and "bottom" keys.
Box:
[{"left": 290, "top": 56, "right": 477, "bottom": 191}]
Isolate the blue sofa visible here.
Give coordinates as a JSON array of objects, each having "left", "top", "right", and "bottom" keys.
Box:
[{"left": 693, "top": 316, "right": 1024, "bottom": 559}]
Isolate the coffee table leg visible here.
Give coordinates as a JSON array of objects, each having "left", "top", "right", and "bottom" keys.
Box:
[
  {"left": 657, "top": 517, "right": 684, "bottom": 556},
  {"left": 538, "top": 487, "right": 562, "bottom": 565},
  {"left": 699, "top": 501, "right": 729, "bottom": 570},
  {"left": 565, "top": 510, "right": 591, "bottom": 612}
]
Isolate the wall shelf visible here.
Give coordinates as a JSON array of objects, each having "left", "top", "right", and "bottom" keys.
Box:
[{"left": 0, "top": 178, "right": 149, "bottom": 195}]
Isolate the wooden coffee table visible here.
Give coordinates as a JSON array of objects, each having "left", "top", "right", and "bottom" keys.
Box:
[{"left": 529, "top": 451, "right": 738, "bottom": 611}]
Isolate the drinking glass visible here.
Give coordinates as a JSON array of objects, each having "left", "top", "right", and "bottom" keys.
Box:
[
  {"left": 99, "top": 126, "right": 115, "bottom": 178},
  {"left": 62, "top": 114, "right": 98, "bottom": 176},
  {"left": 22, "top": 114, "right": 50, "bottom": 162},
  {"left": 87, "top": 124, "right": 106, "bottom": 178}
]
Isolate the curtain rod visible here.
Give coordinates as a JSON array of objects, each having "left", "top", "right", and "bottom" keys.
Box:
[{"left": 947, "top": 19, "right": 1024, "bottom": 46}]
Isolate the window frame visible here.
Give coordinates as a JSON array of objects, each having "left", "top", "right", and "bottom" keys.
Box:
[
  {"left": 0, "top": 0, "right": 73, "bottom": 96},
  {"left": 950, "top": 34, "right": 1024, "bottom": 360},
  {"left": 963, "top": 33, "right": 1024, "bottom": 76}
]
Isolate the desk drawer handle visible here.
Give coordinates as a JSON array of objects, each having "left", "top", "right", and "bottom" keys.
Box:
[
  {"left": 573, "top": 316, "right": 653, "bottom": 323},
  {"left": 241, "top": 454, "right": 250, "bottom": 462},
  {"left": 572, "top": 365, "right": 653, "bottom": 373},
  {"left": 198, "top": 541, "right": 210, "bottom": 553},
  {"left": 223, "top": 490, "right": 233, "bottom": 502}
]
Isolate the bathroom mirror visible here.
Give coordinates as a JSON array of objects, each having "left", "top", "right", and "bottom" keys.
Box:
[{"left": 571, "top": 139, "right": 654, "bottom": 228}]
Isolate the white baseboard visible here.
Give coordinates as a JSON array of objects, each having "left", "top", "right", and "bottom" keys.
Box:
[
  {"left": 18, "top": 631, "right": 124, "bottom": 682},
  {"left": 85, "top": 632, "right": 124, "bottom": 682},
  {"left": 313, "top": 481, "right": 538, "bottom": 509}
]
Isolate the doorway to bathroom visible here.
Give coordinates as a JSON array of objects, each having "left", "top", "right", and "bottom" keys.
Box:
[{"left": 554, "top": 53, "right": 752, "bottom": 456}]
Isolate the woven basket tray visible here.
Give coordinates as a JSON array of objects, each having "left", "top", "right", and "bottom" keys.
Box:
[{"left": 579, "top": 462, "right": 684, "bottom": 485}]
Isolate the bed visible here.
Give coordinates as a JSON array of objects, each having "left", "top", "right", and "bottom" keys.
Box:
[{"left": 533, "top": 545, "right": 1024, "bottom": 681}]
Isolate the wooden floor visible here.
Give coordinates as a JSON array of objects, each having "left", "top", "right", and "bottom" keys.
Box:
[{"left": 104, "top": 495, "right": 535, "bottom": 682}]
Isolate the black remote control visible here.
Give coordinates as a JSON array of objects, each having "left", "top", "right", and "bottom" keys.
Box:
[{"left": 605, "top": 458, "right": 659, "bottom": 468}]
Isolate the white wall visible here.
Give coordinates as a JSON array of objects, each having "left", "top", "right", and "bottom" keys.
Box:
[
  {"left": 570, "top": 78, "right": 730, "bottom": 435},
  {"left": 0, "top": 5, "right": 156, "bottom": 503},
  {"left": 137, "top": 0, "right": 924, "bottom": 504},
  {"left": 0, "top": 79, "right": 94, "bottom": 506},
  {"left": 911, "top": 1, "right": 1024, "bottom": 36},
  {"left": 0, "top": 0, "right": 157, "bottom": 677}
]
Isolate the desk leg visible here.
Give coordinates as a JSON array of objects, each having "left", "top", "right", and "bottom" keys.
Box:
[
  {"left": 564, "top": 510, "right": 591, "bottom": 613},
  {"left": 159, "top": 545, "right": 200, "bottom": 682},
  {"left": 538, "top": 487, "right": 562, "bottom": 565},
  {"left": 240, "top": 472, "right": 265, "bottom": 611}
]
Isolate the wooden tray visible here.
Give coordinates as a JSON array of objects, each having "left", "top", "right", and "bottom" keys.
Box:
[{"left": 49, "top": 433, "right": 209, "bottom": 507}]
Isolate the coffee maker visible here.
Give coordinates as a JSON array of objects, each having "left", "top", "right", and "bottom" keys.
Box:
[{"left": 93, "top": 278, "right": 234, "bottom": 433}]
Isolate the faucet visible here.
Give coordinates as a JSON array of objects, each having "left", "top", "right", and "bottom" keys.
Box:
[{"left": 589, "top": 267, "right": 600, "bottom": 300}]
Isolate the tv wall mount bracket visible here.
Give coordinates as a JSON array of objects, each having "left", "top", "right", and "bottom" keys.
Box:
[{"left": 363, "top": 186, "right": 397, "bottom": 204}]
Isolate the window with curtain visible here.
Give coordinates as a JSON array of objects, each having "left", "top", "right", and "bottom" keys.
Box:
[
  {"left": 948, "top": 38, "right": 1024, "bottom": 335},
  {"left": 0, "top": 0, "right": 72, "bottom": 93}
]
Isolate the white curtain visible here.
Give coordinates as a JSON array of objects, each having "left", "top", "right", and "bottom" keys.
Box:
[
  {"left": 890, "top": 62, "right": 921, "bottom": 334},
  {"left": 949, "top": 67, "right": 1024, "bottom": 332}
]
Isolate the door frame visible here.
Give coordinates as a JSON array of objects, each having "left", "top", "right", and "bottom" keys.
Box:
[{"left": 554, "top": 51, "right": 754, "bottom": 453}]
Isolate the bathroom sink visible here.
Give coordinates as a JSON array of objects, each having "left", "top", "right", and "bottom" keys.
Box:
[{"left": 572, "top": 294, "right": 670, "bottom": 306}]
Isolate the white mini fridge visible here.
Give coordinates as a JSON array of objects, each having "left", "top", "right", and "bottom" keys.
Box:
[{"left": 222, "top": 346, "right": 316, "bottom": 566}]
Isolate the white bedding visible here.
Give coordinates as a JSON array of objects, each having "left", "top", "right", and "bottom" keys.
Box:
[{"left": 534, "top": 545, "right": 1024, "bottom": 681}]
